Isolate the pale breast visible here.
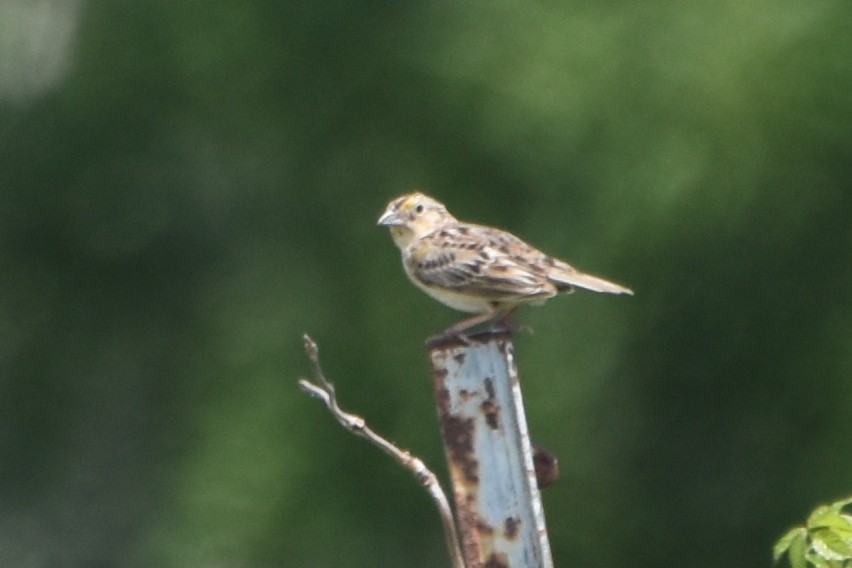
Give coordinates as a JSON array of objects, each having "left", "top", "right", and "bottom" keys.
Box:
[{"left": 402, "top": 261, "right": 493, "bottom": 313}]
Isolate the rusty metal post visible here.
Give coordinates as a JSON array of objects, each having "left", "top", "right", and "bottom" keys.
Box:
[{"left": 428, "top": 330, "right": 554, "bottom": 568}]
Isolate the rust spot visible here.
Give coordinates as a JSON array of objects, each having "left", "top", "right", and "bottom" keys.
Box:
[
  {"left": 427, "top": 334, "right": 470, "bottom": 349},
  {"left": 476, "top": 518, "right": 495, "bottom": 536},
  {"left": 454, "top": 352, "right": 466, "bottom": 365},
  {"left": 504, "top": 516, "right": 520, "bottom": 539},
  {"left": 441, "top": 415, "right": 479, "bottom": 484},
  {"left": 484, "top": 552, "right": 509, "bottom": 568},
  {"left": 484, "top": 377, "right": 495, "bottom": 398},
  {"left": 533, "top": 444, "right": 560, "bottom": 488},
  {"left": 480, "top": 377, "right": 500, "bottom": 430},
  {"left": 433, "top": 370, "right": 450, "bottom": 406},
  {"left": 456, "top": 495, "right": 481, "bottom": 565},
  {"left": 435, "top": 387, "right": 450, "bottom": 410},
  {"left": 499, "top": 342, "right": 515, "bottom": 358}
]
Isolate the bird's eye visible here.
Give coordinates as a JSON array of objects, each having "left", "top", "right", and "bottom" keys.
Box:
[{"left": 415, "top": 204, "right": 424, "bottom": 214}]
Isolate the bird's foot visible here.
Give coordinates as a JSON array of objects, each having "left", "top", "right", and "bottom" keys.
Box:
[{"left": 426, "top": 310, "right": 502, "bottom": 347}]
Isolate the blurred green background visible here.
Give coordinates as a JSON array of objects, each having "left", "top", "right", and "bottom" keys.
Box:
[{"left": 2, "top": 1, "right": 851, "bottom": 566}]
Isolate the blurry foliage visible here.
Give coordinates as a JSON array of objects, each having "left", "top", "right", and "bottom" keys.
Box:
[
  {"left": 774, "top": 496, "right": 852, "bottom": 568},
  {"left": 1, "top": 1, "right": 851, "bottom": 567}
]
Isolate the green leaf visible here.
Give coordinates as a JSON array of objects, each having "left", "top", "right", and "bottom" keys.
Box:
[
  {"left": 811, "top": 510, "right": 852, "bottom": 533},
  {"left": 812, "top": 528, "right": 852, "bottom": 560},
  {"left": 811, "top": 505, "right": 837, "bottom": 528},
  {"left": 829, "top": 498, "right": 852, "bottom": 513},
  {"left": 804, "top": 549, "right": 832, "bottom": 568},
  {"left": 839, "top": 517, "right": 852, "bottom": 547},
  {"left": 776, "top": 528, "right": 808, "bottom": 563},
  {"left": 785, "top": 529, "right": 808, "bottom": 568},
  {"left": 811, "top": 497, "right": 852, "bottom": 528}
]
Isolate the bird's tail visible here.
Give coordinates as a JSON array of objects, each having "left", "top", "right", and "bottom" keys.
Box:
[{"left": 549, "top": 265, "right": 633, "bottom": 295}]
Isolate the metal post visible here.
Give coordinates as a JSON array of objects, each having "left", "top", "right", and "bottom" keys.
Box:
[{"left": 428, "top": 330, "right": 554, "bottom": 568}]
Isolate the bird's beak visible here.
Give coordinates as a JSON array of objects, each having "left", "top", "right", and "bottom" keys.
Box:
[{"left": 377, "top": 209, "right": 405, "bottom": 227}]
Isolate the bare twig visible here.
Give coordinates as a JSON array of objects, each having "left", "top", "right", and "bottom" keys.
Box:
[{"left": 298, "top": 334, "right": 465, "bottom": 568}]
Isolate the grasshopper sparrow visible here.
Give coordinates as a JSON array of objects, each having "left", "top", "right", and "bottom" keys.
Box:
[{"left": 378, "top": 192, "right": 632, "bottom": 335}]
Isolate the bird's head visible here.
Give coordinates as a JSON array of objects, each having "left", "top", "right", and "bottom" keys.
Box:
[{"left": 377, "top": 192, "right": 457, "bottom": 249}]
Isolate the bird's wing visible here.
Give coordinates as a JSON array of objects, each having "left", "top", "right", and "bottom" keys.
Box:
[
  {"left": 466, "top": 224, "right": 633, "bottom": 296},
  {"left": 406, "top": 224, "right": 557, "bottom": 302}
]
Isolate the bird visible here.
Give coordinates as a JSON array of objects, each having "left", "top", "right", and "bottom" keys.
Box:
[{"left": 377, "top": 192, "right": 632, "bottom": 337}]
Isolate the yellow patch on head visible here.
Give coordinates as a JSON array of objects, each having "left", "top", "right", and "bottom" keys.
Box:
[{"left": 397, "top": 192, "right": 426, "bottom": 213}]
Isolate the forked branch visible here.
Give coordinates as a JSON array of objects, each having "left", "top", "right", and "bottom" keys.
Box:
[{"left": 298, "top": 334, "right": 465, "bottom": 568}]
